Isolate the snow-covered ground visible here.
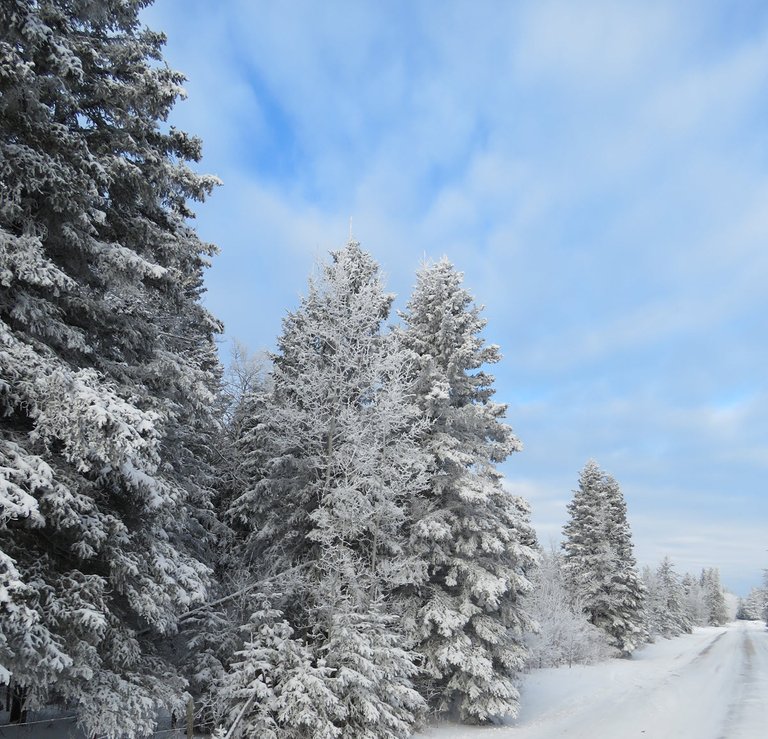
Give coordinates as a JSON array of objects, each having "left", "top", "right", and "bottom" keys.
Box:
[{"left": 418, "top": 620, "right": 768, "bottom": 739}]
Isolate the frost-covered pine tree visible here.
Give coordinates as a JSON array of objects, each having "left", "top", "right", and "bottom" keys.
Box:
[
  {"left": 562, "top": 461, "right": 645, "bottom": 656},
  {"left": 658, "top": 557, "right": 692, "bottom": 636},
  {"left": 641, "top": 566, "right": 661, "bottom": 637},
  {"left": 0, "top": 1, "right": 222, "bottom": 734},
  {"left": 214, "top": 596, "right": 341, "bottom": 739},
  {"left": 601, "top": 473, "right": 647, "bottom": 649},
  {"left": 213, "top": 343, "right": 272, "bottom": 519},
  {"left": 735, "top": 586, "right": 767, "bottom": 621},
  {"left": 681, "top": 572, "right": 708, "bottom": 626},
  {"left": 222, "top": 242, "right": 428, "bottom": 738},
  {"left": 701, "top": 568, "right": 728, "bottom": 626},
  {"left": 740, "top": 584, "right": 766, "bottom": 620},
  {"left": 230, "top": 241, "right": 428, "bottom": 592},
  {"left": 563, "top": 462, "right": 613, "bottom": 629},
  {"left": 397, "top": 258, "right": 537, "bottom": 723},
  {"left": 644, "top": 557, "right": 692, "bottom": 638},
  {"left": 319, "top": 596, "right": 425, "bottom": 739}
]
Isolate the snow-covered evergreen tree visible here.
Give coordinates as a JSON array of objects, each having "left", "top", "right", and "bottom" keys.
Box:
[
  {"left": 525, "top": 548, "right": 613, "bottom": 668},
  {"left": 656, "top": 557, "right": 693, "bottom": 636},
  {"left": 214, "top": 596, "right": 341, "bottom": 739},
  {"left": 600, "top": 472, "right": 647, "bottom": 649},
  {"left": 643, "top": 557, "right": 692, "bottom": 639},
  {"left": 216, "top": 591, "right": 425, "bottom": 739},
  {"left": 681, "top": 572, "right": 708, "bottom": 626},
  {"left": 0, "top": 1, "right": 222, "bottom": 734},
  {"left": 701, "top": 568, "right": 729, "bottom": 626},
  {"left": 397, "top": 258, "right": 537, "bottom": 723},
  {"left": 562, "top": 461, "right": 645, "bottom": 656},
  {"left": 157, "top": 343, "right": 274, "bottom": 732},
  {"left": 641, "top": 566, "right": 661, "bottom": 637},
  {"left": 221, "top": 242, "right": 428, "bottom": 737},
  {"left": 320, "top": 596, "right": 425, "bottom": 739},
  {"left": 230, "top": 242, "right": 427, "bottom": 590},
  {"left": 735, "top": 587, "right": 766, "bottom": 621}
]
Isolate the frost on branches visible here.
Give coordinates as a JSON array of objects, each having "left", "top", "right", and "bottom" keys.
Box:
[
  {"left": 397, "top": 258, "right": 537, "bottom": 723},
  {"left": 229, "top": 242, "right": 428, "bottom": 597},
  {"left": 214, "top": 596, "right": 341, "bottom": 739},
  {"left": 219, "top": 242, "right": 428, "bottom": 738},
  {"left": 738, "top": 585, "right": 767, "bottom": 621},
  {"left": 562, "top": 461, "right": 645, "bottom": 656},
  {"left": 642, "top": 557, "right": 693, "bottom": 639},
  {"left": 0, "top": 1, "right": 222, "bottom": 734},
  {"left": 524, "top": 548, "right": 613, "bottom": 668},
  {"left": 700, "top": 568, "right": 729, "bottom": 627}
]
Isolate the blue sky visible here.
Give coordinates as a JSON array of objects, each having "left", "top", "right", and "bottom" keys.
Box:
[{"left": 144, "top": 0, "right": 768, "bottom": 595}]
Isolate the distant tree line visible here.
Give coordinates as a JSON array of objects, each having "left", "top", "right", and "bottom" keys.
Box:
[
  {"left": 524, "top": 461, "right": 734, "bottom": 672},
  {"left": 736, "top": 578, "right": 768, "bottom": 623}
]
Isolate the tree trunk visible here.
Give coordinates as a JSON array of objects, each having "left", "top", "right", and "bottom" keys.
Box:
[
  {"left": 9, "top": 684, "right": 27, "bottom": 723},
  {"left": 186, "top": 697, "right": 194, "bottom": 737}
]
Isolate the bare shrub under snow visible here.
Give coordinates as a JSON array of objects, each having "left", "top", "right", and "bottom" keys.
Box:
[{"left": 525, "top": 549, "right": 615, "bottom": 669}]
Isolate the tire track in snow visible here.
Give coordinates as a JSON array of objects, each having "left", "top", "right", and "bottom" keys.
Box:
[
  {"left": 718, "top": 622, "right": 768, "bottom": 739},
  {"left": 690, "top": 629, "right": 727, "bottom": 662},
  {"left": 576, "top": 625, "right": 737, "bottom": 739}
]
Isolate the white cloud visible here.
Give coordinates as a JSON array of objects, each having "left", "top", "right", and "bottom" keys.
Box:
[{"left": 513, "top": 0, "right": 682, "bottom": 88}]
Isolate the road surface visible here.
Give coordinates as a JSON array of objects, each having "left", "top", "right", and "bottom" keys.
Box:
[{"left": 419, "top": 620, "right": 768, "bottom": 739}]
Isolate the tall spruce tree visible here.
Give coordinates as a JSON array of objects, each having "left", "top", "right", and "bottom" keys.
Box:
[
  {"left": 397, "top": 258, "right": 537, "bottom": 723},
  {"left": 221, "top": 242, "right": 427, "bottom": 738},
  {"left": 701, "top": 568, "right": 728, "bottom": 626},
  {"left": 229, "top": 242, "right": 428, "bottom": 593},
  {"left": 0, "top": 1, "right": 222, "bottom": 734},
  {"left": 562, "top": 461, "right": 645, "bottom": 656}
]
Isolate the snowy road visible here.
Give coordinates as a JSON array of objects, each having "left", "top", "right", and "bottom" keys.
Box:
[{"left": 418, "top": 620, "right": 768, "bottom": 739}]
